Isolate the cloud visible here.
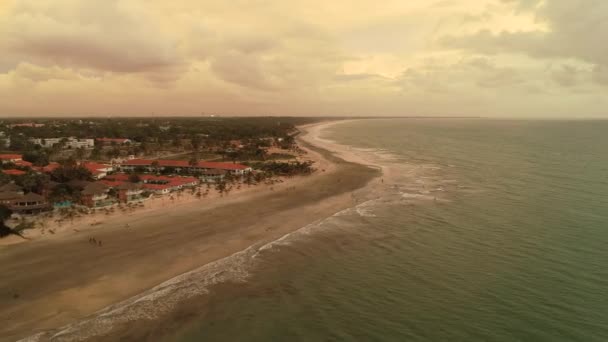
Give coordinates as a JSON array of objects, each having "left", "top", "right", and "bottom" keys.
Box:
[
  {"left": 550, "top": 64, "right": 581, "bottom": 87},
  {"left": 0, "top": 0, "right": 607, "bottom": 117},
  {"left": 12, "top": 62, "right": 79, "bottom": 82},
  {"left": 0, "top": 0, "right": 182, "bottom": 74},
  {"left": 442, "top": 0, "right": 608, "bottom": 76}
]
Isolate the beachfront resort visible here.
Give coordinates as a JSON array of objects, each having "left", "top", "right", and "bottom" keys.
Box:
[{"left": 0, "top": 117, "right": 316, "bottom": 237}]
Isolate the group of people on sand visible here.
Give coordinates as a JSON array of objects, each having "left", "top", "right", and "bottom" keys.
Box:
[{"left": 88, "top": 237, "right": 102, "bottom": 246}]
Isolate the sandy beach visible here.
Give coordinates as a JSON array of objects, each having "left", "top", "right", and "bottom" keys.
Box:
[{"left": 0, "top": 120, "right": 380, "bottom": 342}]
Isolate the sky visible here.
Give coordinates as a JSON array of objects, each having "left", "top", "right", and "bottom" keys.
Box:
[{"left": 0, "top": 0, "right": 606, "bottom": 118}]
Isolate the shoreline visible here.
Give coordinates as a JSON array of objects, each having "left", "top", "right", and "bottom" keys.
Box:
[{"left": 1, "top": 119, "right": 381, "bottom": 342}]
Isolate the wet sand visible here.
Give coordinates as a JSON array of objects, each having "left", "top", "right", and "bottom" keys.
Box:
[{"left": 0, "top": 122, "right": 380, "bottom": 341}]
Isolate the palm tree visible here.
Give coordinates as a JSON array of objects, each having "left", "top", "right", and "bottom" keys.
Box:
[
  {"left": 151, "top": 160, "right": 160, "bottom": 174},
  {"left": 188, "top": 155, "right": 199, "bottom": 174}
]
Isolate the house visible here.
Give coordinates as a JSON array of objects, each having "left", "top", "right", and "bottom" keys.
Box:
[
  {"left": 2, "top": 169, "right": 26, "bottom": 176},
  {"left": 119, "top": 159, "right": 251, "bottom": 175},
  {"left": 14, "top": 160, "right": 33, "bottom": 168},
  {"left": 0, "top": 191, "right": 24, "bottom": 206},
  {"left": 116, "top": 182, "right": 144, "bottom": 203},
  {"left": 200, "top": 169, "right": 227, "bottom": 183},
  {"left": 0, "top": 183, "right": 24, "bottom": 194},
  {"left": 9, "top": 123, "right": 45, "bottom": 128},
  {"left": 9, "top": 192, "right": 49, "bottom": 215},
  {"left": 81, "top": 162, "right": 114, "bottom": 179},
  {"left": 0, "top": 154, "right": 23, "bottom": 163},
  {"left": 0, "top": 132, "right": 10, "bottom": 148},
  {"left": 30, "top": 137, "right": 95, "bottom": 149},
  {"left": 33, "top": 162, "right": 60, "bottom": 174},
  {"left": 96, "top": 138, "right": 132, "bottom": 145},
  {"left": 101, "top": 173, "right": 199, "bottom": 196},
  {"left": 81, "top": 182, "right": 113, "bottom": 208}
]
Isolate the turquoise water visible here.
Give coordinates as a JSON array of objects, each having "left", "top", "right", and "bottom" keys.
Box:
[{"left": 172, "top": 119, "right": 608, "bottom": 341}]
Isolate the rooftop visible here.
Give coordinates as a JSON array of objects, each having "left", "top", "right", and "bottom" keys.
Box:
[
  {"left": 121, "top": 159, "right": 249, "bottom": 171},
  {"left": 0, "top": 154, "right": 23, "bottom": 160},
  {"left": 2, "top": 169, "right": 26, "bottom": 176}
]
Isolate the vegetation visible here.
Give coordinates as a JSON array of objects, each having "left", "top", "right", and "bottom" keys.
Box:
[
  {"left": 250, "top": 161, "right": 315, "bottom": 176},
  {"left": 50, "top": 164, "right": 93, "bottom": 182},
  {"left": 0, "top": 205, "right": 24, "bottom": 239}
]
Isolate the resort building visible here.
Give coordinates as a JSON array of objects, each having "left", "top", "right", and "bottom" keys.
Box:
[
  {"left": 29, "top": 137, "right": 95, "bottom": 149},
  {"left": 96, "top": 138, "right": 132, "bottom": 145},
  {"left": 2, "top": 169, "right": 26, "bottom": 176},
  {"left": 9, "top": 192, "right": 49, "bottom": 215},
  {"left": 81, "top": 162, "right": 114, "bottom": 179},
  {"left": 33, "top": 162, "right": 61, "bottom": 174},
  {"left": 0, "top": 183, "right": 24, "bottom": 194},
  {"left": 9, "top": 123, "right": 45, "bottom": 128},
  {"left": 0, "top": 154, "right": 23, "bottom": 163},
  {"left": 200, "top": 169, "right": 227, "bottom": 183},
  {"left": 116, "top": 182, "right": 145, "bottom": 203},
  {"left": 0, "top": 184, "right": 24, "bottom": 206},
  {"left": 119, "top": 159, "right": 251, "bottom": 175},
  {"left": 102, "top": 174, "right": 199, "bottom": 196},
  {"left": 81, "top": 182, "right": 113, "bottom": 208}
]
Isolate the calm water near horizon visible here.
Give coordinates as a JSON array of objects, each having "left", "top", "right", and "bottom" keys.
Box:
[{"left": 168, "top": 118, "right": 608, "bottom": 341}]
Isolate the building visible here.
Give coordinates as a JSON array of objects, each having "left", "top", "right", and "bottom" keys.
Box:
[
  {"left": 30, "top": 137, "right": 95, "bottom": 149},
  {"left": 0, "top": 154, "right": 23, "bottom": 163},
  {"left": 102, "top": 174, "right": 199, "bottom": 196},
  {"left": 0, "top": 184, "right": 25, "bottom": 210},
  {"left": 200, "top": 169, "right": 227, "bottom": 183},
  {"left": 81, "top": 182, "right": 113, "bottom": 208},
  {"left": 96, "top": 138, "right": 132, "bottom": 145},
  {"left": 14, "top": 160, "right": 33, "bottom": 168},
  {"left": 0, "top": 183, "right": 24, "bottom": 194},
  {"left": 116, "top": 182, "right": 144, "bottom": 203},
  {"left": 119, "top": 159, "right": 251, "bottom": 175},
  {"left": 0, "top": 132, "right": 10, "bottom": 148},
  {"left": 9, "top": 123, "right": 45, "bottom": 128},
  {"left": 2, "top": 169, "right": 26, "bottom": 176},
  {"left": 81, "top": 162, "right": 114, "bottom": 179},
  {"left": 0, "top": 191, "right": 23, "bottom": 206},
  {"left": 33, "top": 162, "right": 61, "bottom": 174},
  {"left": 9, "top": 192, "right": 49, "bottom": 215}
]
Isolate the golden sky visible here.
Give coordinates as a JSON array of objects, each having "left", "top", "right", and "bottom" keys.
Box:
[{"left": 0, "top": 0, "right": 606, "bottom": 117}]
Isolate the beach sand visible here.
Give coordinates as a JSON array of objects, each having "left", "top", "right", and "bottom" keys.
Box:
[{"left": 0, "top": 121, "right": 380, "bottom": 342}]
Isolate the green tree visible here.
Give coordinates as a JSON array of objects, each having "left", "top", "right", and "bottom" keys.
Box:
[
  {"left": 16, "top": 172, "right": 49, "bottom": 193},
  {"left": 151, "top": 160, "right": 160, "bottom": 173},
  {"left": 0, "top": 205, "right": 22, "bottom": 238},
  {"left": 51, "top": 165, "right": 93, "bottom": 182},
  {"left": 129, "top": 174, "right": 141, "bottom": 183},
  {"left": 23, "top": 151, "right": 50, "bottom": 167},
  {"left": 75, "top": 147, "right": 87, "bottom": 160}
]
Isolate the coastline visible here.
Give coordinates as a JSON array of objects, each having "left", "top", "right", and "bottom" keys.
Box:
[{"left": 0, "top": 119, "right": 381, "bottom": 342}]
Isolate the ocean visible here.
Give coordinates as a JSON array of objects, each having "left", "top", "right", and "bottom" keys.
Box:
[
  {"left": 164, "top": 119, "right": 608, "bottom": 341},
  {"left": 30, "top": 119, "right": 608, "bottom": 341}
]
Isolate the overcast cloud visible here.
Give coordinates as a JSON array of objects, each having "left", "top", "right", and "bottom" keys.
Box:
[{"left": 0, "top": 0, "right": 606, "bottom": 117}]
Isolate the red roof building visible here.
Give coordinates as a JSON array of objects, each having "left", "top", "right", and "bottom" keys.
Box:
[
  {"left": 14, "top": 160, "right": 33, "bottom": 168},
  {"left": 120, "top": 159, "right": 251, "bottom": 174},
  {"left": 2, "top": 169, "right": 26, "bottom": 176},
  {"left": 102, "top": 173, "right": 199, "bottom": 195},
  {"left": 0, "top": 154, "right": 23, "bottom": 162},
  {"left": 33, "top": 162, "right": 60, "bottom": 173},
  {"left": 96, "top": 138, "right": 131, "bottom": 144},
  {"left": 81, "top": 162, "right": 114, "bottom": 179}
]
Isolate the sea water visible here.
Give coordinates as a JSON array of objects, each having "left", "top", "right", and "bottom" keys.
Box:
[
  {"left": 170, "top": 119, "right": 608, "bottom": 342},
  {"left": 28, "top": 119, "right": 608, "bottom": 342}
]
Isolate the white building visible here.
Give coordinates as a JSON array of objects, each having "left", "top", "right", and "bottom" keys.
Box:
[
  {"left": 0, "top": 132, "right": 10, "bottom": 148},
  {"left": 30, "top": 137, "right": 95, "bottom": 149}
]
